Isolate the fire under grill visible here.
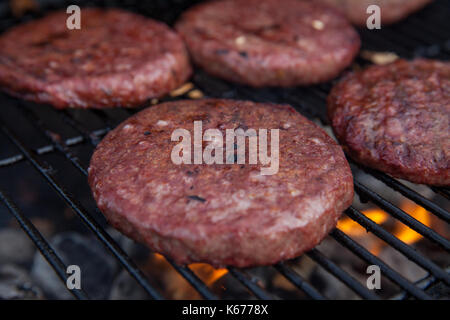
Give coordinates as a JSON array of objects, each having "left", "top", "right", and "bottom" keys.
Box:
[{"left": 0, "top": 0, "right": 449, "bottom": 300}]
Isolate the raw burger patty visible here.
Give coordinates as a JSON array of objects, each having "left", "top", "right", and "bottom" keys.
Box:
[
  {"left": 88, "top": 99, "right": 354, "bottom": 267},
  {"left": 317, "top": 0, "right": 433, "bottom": 26},
  {"left": 175, "top": 0, "right": 360, "bottom": 87},
  {"left": 328, "top": 59, "right": 450, "bottom": 186},
  {"left": 0, "top": 8, "right": 192, "bottom": 109}
]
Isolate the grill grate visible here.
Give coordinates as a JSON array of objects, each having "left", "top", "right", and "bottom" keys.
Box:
[{"left": 0, "top": 0, "right": 449, "bottom": 300}]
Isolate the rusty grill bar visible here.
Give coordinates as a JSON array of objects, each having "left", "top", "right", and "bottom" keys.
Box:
[{"left": 0, "top": 0, "right": 448, "bottom": 300}]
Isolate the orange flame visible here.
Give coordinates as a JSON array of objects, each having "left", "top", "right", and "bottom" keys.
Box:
[
  {"left": 153, "top": 253, "right": 165, "bottom": 261},
  {"left": 337, "top": 208, "right": 389, "bottom": 237},
  {"left": 393, "top": 201, "right": 431, "bottom": 245},
  {"left": 153, "top": 253, "right": 228, "bottom": 285},
  {"left": 189, "top": 263, "right": 228, "bottom": 286},
  {"left": 337, "top": 200, "right": 432, "bottom": 255}
]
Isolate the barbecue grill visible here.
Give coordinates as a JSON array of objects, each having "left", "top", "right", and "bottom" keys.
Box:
[{"left": 0, "top": 0, "right": 448, "bottom": 300}]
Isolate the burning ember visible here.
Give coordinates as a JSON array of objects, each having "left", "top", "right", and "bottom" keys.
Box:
[
  {"left": 337, "top": 200, "right": 432, "bottom": 255},
  {"left": 153, "top": 253, "right": 228, "bottom": 287},
  {"left": 189, "top": 264, "right": 228, "bottom": 286}
]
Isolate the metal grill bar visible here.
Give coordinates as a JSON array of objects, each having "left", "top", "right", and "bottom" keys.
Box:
[
  {"left": 432, "top": 187, "right": 450, "bottom": 200},
  {"left": 227, "top": 268, "right": 274, "bottom": 300},
  {"left": 20, "top": 110, "right": 241, "bottom": 301},
  {"left": 274, "top": 263, "right": 325, "bottom": 300},
  {"left": 0, "top": 0, "right": 447, "bottom": 301},
  {"left": 330, "top": 230, "right": 432, "bottom": 300},
  {"left": 2, "top": 71, "right": 446, "bottom": 300},
  {"left": 192, "top": 69, "right": 449, "bottom": 250},
  {"left": 17, "top": 102, "right": 89, "bottom": 175},
  {"left": 16, "top": 97, "right": 278, "bottom": 300},
  {"left": 345, "top": 207, "right": 450, "bottom": 286},
  {"left": 193, "top": 73, "right": 448, "bottom": 233},
  {"left": 0, "top": 131, "right": 104, "bottom": 168},
  {"left": 28, "top": 97, "right": 296, "bottom": 299},
  {"left": 0, "top": 189, "right": 88, "bottom": 300},
  {"left": 151, "top": 65, "right": 449, "bottom": 299},
  {"left": 190, "top": 48, "right": 448, "bottom": 300},
  {"left": 292, "top": 86, "right": 450, "bottom": 223},
  {"left": 18, "top": 114, "right": 208, "bottom": 309},
  {"left": 307, "top": 249, "right": 379, "bottom": 300},
  {"left": 0, "top": 153, "right": 26, "bottom": 167},
  {"left": 169, "top": 261, "right": 218, "bottom": 300},
  {"left": 59, "top": 109, "right": 102, "bottom": 146},
  {"left": 0, "top": 122, "right": 164, "bottom": 300},
  {"left": 358, "top": 166, "right": 450, "bottom": 223},
  {"left": 354, "top": 182, "right": 450, "bottom": 251},
  {"left": 10, "top": 97, "right": 284, "bottom": 301}
]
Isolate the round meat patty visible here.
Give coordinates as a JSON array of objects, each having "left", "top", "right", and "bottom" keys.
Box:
[
  {"left": 317, "top": 0, "right": 433, "bottom": 26},
  {"left": 175, "top": 0, "right": 360, "bottom": 87},
  {"left": 88, "top": 99, "right": 354, "bottom": 267},
  {"left": 328, "top": 59, "right": 450, "bottom": 186},
  {"left": 0, "top": 8, "right": 192, "bottom": 109}
]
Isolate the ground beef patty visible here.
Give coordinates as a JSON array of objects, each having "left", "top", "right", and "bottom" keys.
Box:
[
  {"left": 317, "top": 0, "right": 433, "bottom": 26},
  {"left": 328, "top": 59, "right": 449, "bottom": 186},
  {"left": 175, "top": 0, "right": 360, "bottom": 87},
  {"left": 0, "top": 8, "right": 192, "bottom": 109},
  {"left": 88, "top": 99, "right": 354, "bottom": 267}
]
